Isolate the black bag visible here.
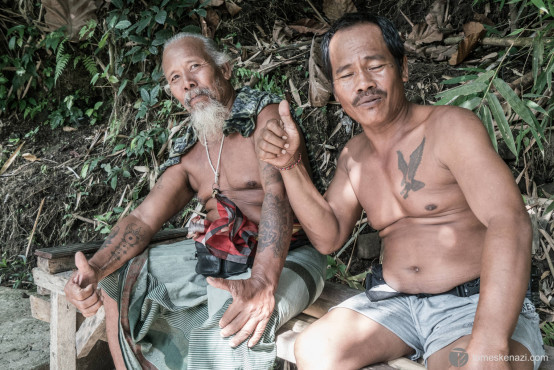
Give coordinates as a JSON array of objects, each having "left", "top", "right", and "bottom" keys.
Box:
[{"left": 195, "top": 242, "right": 249, "bottom": 278}]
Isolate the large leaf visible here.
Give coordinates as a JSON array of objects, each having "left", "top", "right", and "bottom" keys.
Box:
[
  {"left": 42, "top": 0, "right": 98, "bottom": 41},
  {"left": 435, "top": 82, "right": 488, "bottom": 105},
  {"left": 486, "top": 92, "right": 517, "bottom": 156},
  {"left": 493, "top": 77, "right": 541, "bottom": 131},
  {"left": 478, "top": 105, "right": 498, "bottom": 152},
  {"left": 322, "top": 0, "right": 356, "bottom": 21},
  {"left": 449, "top": 22, "right": 486, "bottom": 66},
  {"left": 308, "top": 38, "right": 332, "bottom": 107}
]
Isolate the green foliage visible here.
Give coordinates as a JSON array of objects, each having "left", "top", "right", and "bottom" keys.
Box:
[
  {"left": 542, "top": 322, "right": 554, "bottom": 346},
  {"left": 234, "top": 67, "right": 288, "bottom": 96},
  {"left": 436, "top": 2, "right": 553, "bottom": 162},
  {"left": 326, "top": 256, "right": 367, "bottom": 290},
  {"left": 0, "top": 254, "right": 33, "bottom": 289}
]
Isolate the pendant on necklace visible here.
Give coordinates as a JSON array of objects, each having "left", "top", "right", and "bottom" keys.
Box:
[{"left": 211, "top": 184, "right": 220, "bottom": 198}]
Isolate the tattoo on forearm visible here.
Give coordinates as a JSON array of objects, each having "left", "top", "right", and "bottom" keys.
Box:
[
  {"left": 98, "top": 223, "right": 145, "bottom": 271},
  {"left": 261, "top": 162, "right": 282, "bottom": 187},
  {"left": 397, "top": 137, "right": 426, "bottom": 199},
  {"left": 98, "top": 226, "right": 120, "bottom": 251},
  {"left": 258, "top": 193, "right": 292, "bottom": 258}
]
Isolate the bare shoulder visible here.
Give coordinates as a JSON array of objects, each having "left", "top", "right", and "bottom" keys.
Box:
[
  {"left": 253, "top": 103, "right": 280, "bottom": 133},
  {"left": 426, "top": 105, "right": 484, "bottom": 132}
]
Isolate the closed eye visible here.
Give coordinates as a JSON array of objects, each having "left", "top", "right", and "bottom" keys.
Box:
[
  {"left": 338, "top": 73, "right": 354, "bottom": 79},
  {"left": 368, "top": 65, "right": 385, "bottom": 71}
]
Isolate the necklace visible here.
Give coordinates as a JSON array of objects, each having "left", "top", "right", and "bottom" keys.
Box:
[{"left": 204, "top": 133, "right": 225, "bottom": 197}]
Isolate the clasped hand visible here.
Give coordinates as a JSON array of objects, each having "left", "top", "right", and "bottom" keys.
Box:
[
  {"left": 207, "top": 275, "right": 276, "bottom": 348},
  {"left": 63, "top": 251, "right": 103, "bottom": 317},
  {"left": 256, "top": 100, "right": 302, "bottom": 169}
]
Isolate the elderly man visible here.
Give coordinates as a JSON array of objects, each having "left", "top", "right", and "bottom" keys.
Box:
[
  {"left": 257, "top": 13, "right": 544, "bottom": 370},
  {"left": 63, "top": 33, "right": 325, "bottom": 369}
]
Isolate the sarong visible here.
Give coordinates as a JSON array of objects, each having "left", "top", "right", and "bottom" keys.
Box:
[{"left": 99, "top": 239, "right": 326, "bottom": 369}]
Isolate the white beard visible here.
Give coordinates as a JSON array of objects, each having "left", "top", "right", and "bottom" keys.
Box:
[{"left": 188, "top": 94, "right": 229, "bottom": 143}]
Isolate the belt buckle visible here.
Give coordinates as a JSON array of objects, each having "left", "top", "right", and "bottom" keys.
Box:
[{"left": 455, "top": 284, "right": 468, "bottom": 297}]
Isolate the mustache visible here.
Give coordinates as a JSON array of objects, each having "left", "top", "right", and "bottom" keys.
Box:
[
  {"left": 184, "top": 88, "right": 216, "bottom": 108},
  {"left": 352, "top": 89, "right": 387, "bottom": 106}
]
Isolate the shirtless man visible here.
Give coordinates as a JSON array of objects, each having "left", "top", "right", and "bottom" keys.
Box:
[
  {"left": 63, "top": 33, "right": 325, "bottom": 369},
  {"left": 256, "top": 13, "right": 544, "bottom": 370}
]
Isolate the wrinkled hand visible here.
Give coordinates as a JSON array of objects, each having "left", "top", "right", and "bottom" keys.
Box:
[
  {"left": 448, "top": 341, "right": 511, "bottom": 370},
  {"left": 207, "top": 275, "right": 275, "bottom": 348},
  {"left": 63, "top": 251, "right": 102, "bottom": 317},
  {"left": 256, "top": 100, "right": 302, "bottom": 169}
]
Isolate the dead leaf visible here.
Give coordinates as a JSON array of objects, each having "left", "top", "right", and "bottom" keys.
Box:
[
  {"left": 308, "top": 38, "right": 332, "bottom": 107},
  {"left": 22, "top": 153, "right": 38, "bottom": 162},
  {"left": 406, "top": 0, "right": 451, "bottom": 45},
  {"left": 272, "top": 20, "right": 294, "bottom": 46},
  {"left": 63, "top": 126, "right": 77, "bottom": 132},
  {"left": 210, "top": 0, "right": 225, "bottom": 6},
  {"left": 322, "top": 0, "right": 356, "bottom": 21},
  {"left": 449, "top": 22, "right": 485, "bottom": 65},
  {"left": 288, "top": 79, "right": 302, "bottom": 107},
  {"left": 225, "top": 0, "right": 241, "bottom": 17},
  {"left": 206, "top": 8, "right": 221, "bottom": 31},
  {"left": 289, "top": 18, "right": 329, "bottom": 36},
  {"left": 0, "top": 142, "right": 24, "bottom": 176},
  {"left": 42, "top": 0, "right": 98, "bottom": 41}
]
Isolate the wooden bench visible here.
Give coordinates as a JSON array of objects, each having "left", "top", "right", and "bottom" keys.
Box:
[{"left": 31, "top": 231, "right": 423, "bottom": 370}]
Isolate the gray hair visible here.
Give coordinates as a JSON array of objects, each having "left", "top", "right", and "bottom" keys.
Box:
[{"left": 163, "top": 32, "right": 231, "bottom": 67}]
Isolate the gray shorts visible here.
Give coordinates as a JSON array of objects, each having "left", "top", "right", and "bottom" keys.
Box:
[{"left": 333, "top": 293, "right": 545, "bottom": 369}]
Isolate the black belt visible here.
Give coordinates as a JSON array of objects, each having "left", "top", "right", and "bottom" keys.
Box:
[
  {"left": 416, "top": 277, "right": 480, "bottom": 298},
  {"left": 365, "top": 264, "right": 481, "bottom": 302}
]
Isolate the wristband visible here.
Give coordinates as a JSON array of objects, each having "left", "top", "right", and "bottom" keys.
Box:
[{"left": 277, "top": 153, "right": 302, "bottom": 171}]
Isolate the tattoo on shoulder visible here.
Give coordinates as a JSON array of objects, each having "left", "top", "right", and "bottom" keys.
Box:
[
  {"left": 397, "top": 137, "right": 426, "bottom": 199},
  {"left": 258, "top": 193, "right": 291, "bottom": 258}
]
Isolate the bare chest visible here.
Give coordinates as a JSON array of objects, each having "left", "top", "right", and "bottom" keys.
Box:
[
  {"left": 183, "top": 135, "right": 264, "bottom": 205},
  {"left": 348, "top": 137, "right": 468, "bottom": 230}
]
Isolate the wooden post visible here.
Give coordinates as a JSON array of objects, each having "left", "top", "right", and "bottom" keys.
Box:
[{"left": 50, "top": 291, "right": 76, "bottom": 370}]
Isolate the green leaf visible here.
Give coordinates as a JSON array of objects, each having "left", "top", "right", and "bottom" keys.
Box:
[
  {"left": 111, "top": 0, "right": 123, "bottom": 8},
  {"left": 545, "top": 198, "right": 554, "bottom": 214},
  {"left": 479, "top": 105, "right": 498, "bottom": 152},
  {"left": 115, "top": 20, "right": 132, "bottom": 30},
  {"left": 91, "top": 73, "right": 100, "bottom": 85},
  {"left": 492, "top": 78, "right": 538, "bottom": 128},
  {"left": 118, "top": 79, "right": 128, "bottom": 96},
  {"left": 110, "top": 176, "right": 117, "bottom": 190},
  {"left": 140, "top": 88, "right": 150, "bottom": 103},
  {"left": 108, "top": 75, "right": 119, "bottom": 84},
  {"left": 532, "top": 36, "right": 544, "bottom": 87},
  {"left": 458, "top": 96, "right": 482, "bottom": 111},
  {"left": 435, "top": 82, "right": 488, "bottom": 105},
  {"left": 155, "top": 10, "right": 167, "bottom": 24},
  {"left": 441, "top": 74, "right": 478, "bottom": 85},
  {"left": 80, "top": 162, "right": 90, "bottom": 178},
  {"left": 486, "top": 92, "right": 517, "bottom": 156},
  {"left": 94, "top": 101, "right": 103, "bottom": 110},
  {"left": 531, "top": 0, "right": 548, "bottom": 13}
]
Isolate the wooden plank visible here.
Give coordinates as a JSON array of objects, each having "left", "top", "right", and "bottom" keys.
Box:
[
  {"left": 30, "top": 294, "right": 50, "bottom": 323},
  {"left": 276, "top": 314, "right": 317, "bottom": 363},
  {"left": 76, "top": 306, "right": 106, "bottom": 358},
  {"left": 35, "top": 227, "right": 189, "bottom": 259},
  {"left": 50, "top": 291, "right": 76, "bottom": 370},
  {"left": 37, "top": 253, "right": 97, "bottom": 274},
  {"left": 387, "top": 358, "right": 426, "bottom": 369},
  {"left": 32, "top": 268, "right": 72, "bottom": 294},
  {"left": 303, "top": 281, "right": 361, "bottom": 319}
]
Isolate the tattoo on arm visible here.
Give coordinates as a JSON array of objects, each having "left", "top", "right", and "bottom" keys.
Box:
[
  {"left": 258, "top": 192, "right": 292, "bottom": 258},
  {"left": 98, "top": 223, "right": 145, "bottom": 272},
  {"left": 397, "top": 137, "right": 426, "bottom": 199},
  {"left": 261, "top": 162, "right": 281, "bottom": 187}
]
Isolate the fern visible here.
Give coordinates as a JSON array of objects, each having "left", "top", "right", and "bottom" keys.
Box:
[
  {"left": 542, "top": 322, "right": 554, "bottom": 346},
  {"left": 55, "top": 40, "right": 70, "bottom": 84},
  {"left": 82, "top": 55, "right": 98, "bottom": 77}
]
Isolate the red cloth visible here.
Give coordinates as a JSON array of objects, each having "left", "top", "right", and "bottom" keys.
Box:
[{"left": 188, "top": 194, "right": 258, "bottom": 265}]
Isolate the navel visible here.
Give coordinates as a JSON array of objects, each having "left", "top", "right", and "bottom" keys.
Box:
[
  {"left": 425, "top": 204, "right": 437, "bottom": 211},
  {"left": 412, "top": 266, "right": 420, "bottom": 273}
]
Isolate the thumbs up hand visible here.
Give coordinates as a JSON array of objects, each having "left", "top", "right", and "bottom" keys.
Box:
[
  {"left": 256, "top": 100, "right": 302, "bottom": 169},
  {"left": 64, "top": 251, "right": 103, "bottom": 316}
]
